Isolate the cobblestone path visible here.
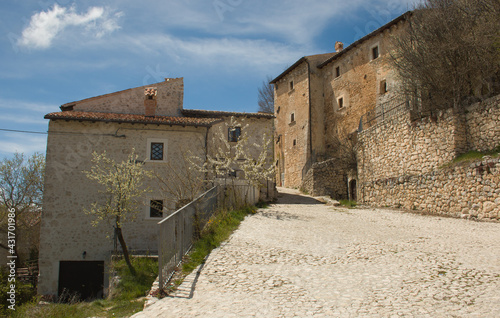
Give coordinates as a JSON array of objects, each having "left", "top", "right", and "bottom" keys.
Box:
[{"left": 133, "top": 188, "right": 500, "bottom": 317}]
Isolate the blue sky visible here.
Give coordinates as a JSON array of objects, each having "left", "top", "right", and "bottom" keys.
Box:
[{"left": 0, "top": 0, "right": 413, "bottom": 157}]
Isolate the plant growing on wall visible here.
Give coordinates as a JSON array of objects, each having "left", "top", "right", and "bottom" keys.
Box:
[{"left": 84, "top": 150, "right": 152, "bottom": 275}]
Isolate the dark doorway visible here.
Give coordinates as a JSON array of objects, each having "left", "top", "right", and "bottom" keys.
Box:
[
  {"left": 349, "top": 179, "right": 357, "bottom": 201},
  {"left": 58, "top": 261, "right": 104, "bottom": 301}
]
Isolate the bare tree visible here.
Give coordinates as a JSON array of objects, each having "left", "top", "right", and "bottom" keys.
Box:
[
  {"left": 83, "top": 150, "right": 152, "bottom": 275},
  {"left": 0, "top": 152, "right": 44, "bottom": 266},
  {"left": 390, "top": 0, "right": 500, "bottom": 113},
  {"left": 258, "top": 75, "right": 275, "bottom": 113}
]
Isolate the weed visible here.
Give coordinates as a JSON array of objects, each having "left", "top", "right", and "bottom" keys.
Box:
[{"left": 339, "top": 200, "right": 357, "bottom": 208}]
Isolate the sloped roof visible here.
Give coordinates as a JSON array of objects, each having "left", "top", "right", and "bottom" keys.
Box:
[
  {"left": 318, "top": 12, "right": 411, "bottom": 68},
  {"left": 45, "top": 111, "right": 221, "bottom": 127},
  {"left": 182, "top": 109, "right": 274, "bottom": 118},
  {"left": 269, "top": 52, "right": 337, "bottom": 84}
]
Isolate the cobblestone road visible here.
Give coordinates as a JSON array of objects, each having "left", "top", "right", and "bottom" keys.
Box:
[{"left": 133, "top": 188, "right": 500, "bottom": 317}]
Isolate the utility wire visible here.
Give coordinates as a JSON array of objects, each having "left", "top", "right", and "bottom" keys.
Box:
[{"left": 0, "top": 128, "right": 47, "bottom": 135}]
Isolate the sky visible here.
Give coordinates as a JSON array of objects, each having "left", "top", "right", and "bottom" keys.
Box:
[{"left": 0, "top": 0, "right": 414, "bottom": 158}]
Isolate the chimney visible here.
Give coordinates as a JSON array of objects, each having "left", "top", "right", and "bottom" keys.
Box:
[
  {"left": 335, "top": 41, "right": 344, "bottom": 52},
  {"left": 144, "top": 87, "right": 157, "bottom": 117}
]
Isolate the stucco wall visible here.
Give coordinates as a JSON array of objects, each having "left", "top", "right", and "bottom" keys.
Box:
[
  {"left": 70, "top": 78, "right": 184, "bottom": 117},
  {"left": 38, "top": 120, "right": 207, "bottom": 297}
]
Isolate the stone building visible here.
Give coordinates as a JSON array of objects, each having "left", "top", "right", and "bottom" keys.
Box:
[
  {"left": 38, "top": 78, "right": 274, "bottom": 299},
  {"left": 271, "top": 13, "right": 409, "bottom": 199}
]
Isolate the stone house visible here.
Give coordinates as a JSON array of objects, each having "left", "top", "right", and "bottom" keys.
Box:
[
  {"left": 38, "top": 78, "right": 274, "bottom": 299},
  {"left": 271, "top": 12, "right": 409, "bottom": 199}
]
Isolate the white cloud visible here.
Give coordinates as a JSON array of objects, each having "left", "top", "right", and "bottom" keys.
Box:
[
  {"left": 120, "top": 33, "right": 303, "bottom": 73},
  {"left": 18, "top": 4, "right": 122, "bottom": 49}
]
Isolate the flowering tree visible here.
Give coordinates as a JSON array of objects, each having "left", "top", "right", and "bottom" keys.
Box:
[
  {"left": 192, "top": 117, "right": 275, "bottom": 205},
  {"left": 83, "top": 150, "right": 152, "bottom": 275},
  {"left": 0, "top": 152, "right": 44, "bottom": 266}
]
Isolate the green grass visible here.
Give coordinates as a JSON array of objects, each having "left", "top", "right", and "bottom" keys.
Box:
[
  {"left": 339, "top": 199, "right": 357, "bottom": 208},
  {"left": 444, "top": 146, "right": 500, "bottom": 167},
  {"left": 11, "top": 257, "right": 157, "bottom": 318},
  {"left": 182, "top": 205, "right": 257, "bottom": 274}
]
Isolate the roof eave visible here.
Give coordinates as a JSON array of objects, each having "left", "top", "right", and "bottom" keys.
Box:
[{"left": 318, "top": 11, "right": 412, "bottom": 69}]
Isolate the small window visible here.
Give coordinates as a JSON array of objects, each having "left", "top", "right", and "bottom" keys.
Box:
[
  {"left": 289, "top": 81, "right": 294, "bottom": 91},
  {"left": 290, "top": 113, "right": 295, "bottom": 123},
  {"left": 380, "top": 80, "right": 387, "bottom": 94},
  {"left": 372, "top": 46, "right": 379, "bottom": 60},
  {"left": 150, "top": 200, "right": 163, "bottom": 218},
  {"left": 150, "top": 143, "right": 164, "bottom": 160},
  {"left": 228, "top": 127, "right": 241, "bottom": 142},
  {"left": 335, "top": 66, "right": 340, "bottom": 78},
  {"left": 276, "top": 106, "right": 280, "bottom": 114},
  {"left": 338, "top": 97, "right": 344, "bottom": 109},
  {"left": 293, "top": 139, "right": 297, "bottom": 146}
]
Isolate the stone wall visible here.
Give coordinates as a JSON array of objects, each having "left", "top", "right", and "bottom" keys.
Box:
[
  {"left": 357, "top": 95, "right": 500, "bottom": 219},
  {"left": 69, "top": 78, "right": 184, "bottom": 117},
  {"left": 301, "top": 158, "right": 349, "bottom": 199},
  {"left": 361, "top": 158, "right": 500, "bottom": 220},
  {"left": 466, "top": 95, "right": 500, "bottom": 152},
  {"left": 38, "top": 120, "right": 208, "bottom": 297}
]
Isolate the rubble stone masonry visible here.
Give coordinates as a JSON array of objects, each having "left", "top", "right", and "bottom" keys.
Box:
[{"left": 357, "top": 95, "right": 500, "bottom": 220}]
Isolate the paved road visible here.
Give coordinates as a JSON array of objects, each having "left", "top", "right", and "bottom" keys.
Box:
[{"left": 133, "top": 188, "right": 500, "bottom": 317}]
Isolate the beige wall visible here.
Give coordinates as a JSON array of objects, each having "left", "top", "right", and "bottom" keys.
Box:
[
  {"left": 38, "top": 120, "right": 207, "bottom": 297},
  {"left": 274, "top": 62, "right": 310, "bottom": 188},
  {"left": 322, "top": 21, "right": 406, "bottom": 157},
  {"left": 70, "top": 78, "right": 184, "bottom": 117}
]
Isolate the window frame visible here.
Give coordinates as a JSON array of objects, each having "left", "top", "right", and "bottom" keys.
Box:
[
  {"left": 146, "top": 138, "right": 168, "bottom": 163},
  {"left": 370, "top": 44, "right": 380, "bottom": 61},
  {"left": 228, "top": 126, "right": 241, "bottom": 142},
  {"left": 148, "top": 199, "right": 164, "bottom": 219}
]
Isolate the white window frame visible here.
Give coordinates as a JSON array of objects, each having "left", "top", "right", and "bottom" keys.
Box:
[{"left": 146, "top": 138, "right": 168, "bottom": 162}]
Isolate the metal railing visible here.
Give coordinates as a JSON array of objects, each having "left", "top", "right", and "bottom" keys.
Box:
[
  {"left": 360, "top": 99, "right": 410, "bottom": 131},
  {"left": 157, "top": 186, "right": 219, "bottom": 290}
]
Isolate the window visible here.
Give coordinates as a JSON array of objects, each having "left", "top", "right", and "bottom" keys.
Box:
[
  {"left": 371, "top": 45, "right": 379, "bottom": 60},
  {"left": 335, "top": 66, "right": 340, "bottom": 78},
  {"left": 338, "top": 97, "right": 344, "bottom": 109},
  {"left": 150, "top": 200, "right": 163, "bottom": 218},
  {"left": 380, "top": 80, "right": 387, "bottom": 94},
  {"left": 147, "top": 139, "right": 168, "bottom": 162},
  {"left": 289, "top": 81, "right": 294, "bottom": 91},
  {"left": 150, "top": 143, "right": 164, "bottom": 160},
  {"left": 228, "top": 127, "right": 241, "bottom": 142},
  {"left": 290, "top": 113, "right": 295, "bottom": 123},
  {"left": 293, "top": 139, "right": 297, "bottom": 146},
  {"left": 276, "top": 106, "right": 280, "bottom": 114}
]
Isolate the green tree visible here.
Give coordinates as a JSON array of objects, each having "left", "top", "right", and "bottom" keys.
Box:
[
  {"left": 84, "top": 150, "right": 152, "bottom": 275},
  {"left": 0, "top": 152, "right": 44, "bottom": 266}
]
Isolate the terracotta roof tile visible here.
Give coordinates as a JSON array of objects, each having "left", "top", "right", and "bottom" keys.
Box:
[
  {"left": 44, "top": 111, "right": 222, "bottom": 127},
  {"left": 182, "top": 109, "right": 274, "bottom": 118}
]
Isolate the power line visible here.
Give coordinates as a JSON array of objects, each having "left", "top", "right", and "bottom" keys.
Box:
[{"left": 0, "top": 128, "right": 47, "bottom": 135}]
